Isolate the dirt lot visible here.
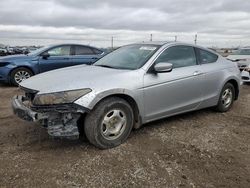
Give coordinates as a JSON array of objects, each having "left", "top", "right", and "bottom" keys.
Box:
[{"left": 0, "top": 84, "right": 249, "bottom": 188}]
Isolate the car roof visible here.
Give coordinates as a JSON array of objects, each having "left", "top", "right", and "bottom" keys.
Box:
[
  {"left": 133, "top": 41, "right": 217, "bottom": 52},
  {"left": 132, "top": 41, "right": 207, "bottom": 48},
  {"left": 48, "top": 43, "right": 98, "bottom": 48},
  {"left": 43, "top": 43, "right": 103, "bottom": 52},
  {"left": 133, "top": 41, "right": 172, "bottom": 46}
]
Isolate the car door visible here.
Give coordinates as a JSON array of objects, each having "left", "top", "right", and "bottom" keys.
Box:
[
  {"left": 143, "top": 45, "right": 204, "bottom": 122},
  {"left": 38, "top": 45, "right": 73, "bottom": 72},
  {"left": 71, "top": 45, "right": 103, "bottom": 65}
]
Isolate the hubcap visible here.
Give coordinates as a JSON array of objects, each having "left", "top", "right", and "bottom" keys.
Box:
[
  {"left": 14, "top": 71, "right": 31, "bottom": 84},
  {"left": 221, "top": 88, "right": 233, "bottom": 108},
  {"left": 101, "top": 109, "right": 127, "bottom": 140}
]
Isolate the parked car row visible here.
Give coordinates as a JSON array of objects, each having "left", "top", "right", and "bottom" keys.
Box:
[
  {"left": 11, "top": 42, "right": 241, "bottom": 149},
  {"left": 0, "top": 46, "right": 35, "bottom": 56}
]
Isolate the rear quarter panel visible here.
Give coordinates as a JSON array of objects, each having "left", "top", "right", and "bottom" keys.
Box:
[{"left": 199, "top": 57, "right": 241, "bottom": 109}]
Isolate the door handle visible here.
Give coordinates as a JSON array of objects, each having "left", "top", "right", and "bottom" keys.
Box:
[
  {"left": 193, "top": 71, "right": 202, "bottom": 76},
  {"left": 92, "top": 57, "right": 98, "bottom": 60},
  {"left": 63, "top": 58, "right": 70, "bottom": 60}
]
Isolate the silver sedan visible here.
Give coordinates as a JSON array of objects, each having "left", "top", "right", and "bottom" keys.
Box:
[{"left": 12, "top": 42, "right": 241, "bottom": 149}]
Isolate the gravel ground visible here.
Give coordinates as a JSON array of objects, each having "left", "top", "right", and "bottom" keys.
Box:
[{"left": 0, "top": 83, "right": 249, "bottom": 188}]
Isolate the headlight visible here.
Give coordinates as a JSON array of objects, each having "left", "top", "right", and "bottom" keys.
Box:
[{"left": 33, "top": 88, "right": 92, "bottom": 105}]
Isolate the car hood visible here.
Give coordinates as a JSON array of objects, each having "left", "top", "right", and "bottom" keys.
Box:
[
  {"left": 20, "top": 65, "right": 143, "bottom": 94},
  {"left": 0, "top": 54, "right": 35, "bottom": 62}
]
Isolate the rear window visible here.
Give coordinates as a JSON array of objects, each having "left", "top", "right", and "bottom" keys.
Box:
[
  {"left": 197, "top": 48, "right": 218, "bottom": 64},
  {"left": 75, "top": 46, "right": 94, "bottom": 55}
]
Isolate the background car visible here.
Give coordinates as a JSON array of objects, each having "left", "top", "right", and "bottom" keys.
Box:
[
  {"left": 12, "top": 42, "right": 241, "bottom": 149},
  {"left": 0, "top": 48, "right": 8, "bottom": 56},
  {"left": 0, "top": 44, "right": 105, "bottom": 85},
  {"left": 227, "top": 47, "right": 250, "bottom": 70},
  {"left": 227, "top": 47, "right": 250, "bottom": 83}
]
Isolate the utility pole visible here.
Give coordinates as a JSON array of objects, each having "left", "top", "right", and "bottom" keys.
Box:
[
  {"left": 194, "top": 34, "right": 197, "bottom": 44},
  {"left": 111, "top": 36, "right": 114, "bottom": 50},
  {"left": 150, "top": 34, "right": 153, "bottom": 42},
  {"left": 175, "top": 36, "right": 177, "bottom": 42}
]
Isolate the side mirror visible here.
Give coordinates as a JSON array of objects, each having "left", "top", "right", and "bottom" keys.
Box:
[
  {"left": 41, "top": 52, "right": 50, "bottom": 59},
  {"left": 154, "top": 62, "right": 173, "bottom": 73}
]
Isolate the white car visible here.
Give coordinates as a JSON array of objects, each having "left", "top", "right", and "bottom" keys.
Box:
[{"left": 227, "top": 47, "right": 250, "bottom": 83}]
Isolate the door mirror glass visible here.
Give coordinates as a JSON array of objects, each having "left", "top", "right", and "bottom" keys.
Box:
[
  {"left": 154, "top": 62, "right": 173, "bottom": 73},
  {"left": 41, "top": 52, "right": 50, "bottom": 59}
]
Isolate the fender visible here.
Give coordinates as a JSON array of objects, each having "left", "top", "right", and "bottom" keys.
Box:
[{"left": 74, "top": 88, "right": 144, "bottom": 115}]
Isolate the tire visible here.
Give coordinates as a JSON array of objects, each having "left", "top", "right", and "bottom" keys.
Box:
[
  {"left": 84, "top": 97, "right": 134, "bottom": 149},
  {"left": 215, "top": 83, "right": 235, "bottom": 112},
  {"left": 10, "top": 67, "right": 33, "bottom": 86}
]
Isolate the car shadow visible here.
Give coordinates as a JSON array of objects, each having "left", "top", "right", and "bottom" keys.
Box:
[
  {"left": 138, "top": 108, "right": 213, "bottom": 131},
  {"left": 0, "top": 83, "right": 14, "bottom": 88}
]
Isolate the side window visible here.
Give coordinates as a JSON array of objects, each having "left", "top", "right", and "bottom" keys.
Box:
[
  {"left": 75, "top": 46, "right": 94, "bottom": 55},
  {"left": 198, "top": 49, "right": 218, "bottom": 64},
  {"left": 155, "top": 46, "right": 197, "bottom": 68},
  {"left": 47, "top": 46, "right": 71, "bottom": 56}
]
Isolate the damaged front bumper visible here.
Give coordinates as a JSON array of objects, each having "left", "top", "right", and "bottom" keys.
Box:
[{"left": 12, "top": 95, "right": 87, "bottom": 139}]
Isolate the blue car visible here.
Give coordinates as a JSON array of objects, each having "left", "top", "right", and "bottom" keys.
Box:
[{"left": 0, "top": 44, "right": 105, "bottom": 86}]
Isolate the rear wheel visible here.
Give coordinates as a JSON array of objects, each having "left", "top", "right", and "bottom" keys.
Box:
[
  {"left": 84, "top": 97, "right": 134, "bottom": 149},
  {"left": 10, "top": 67, "right": 33, "bottom": 86},
  {"left": 215, "top": 83, "right": 235, "bottom": 112}
]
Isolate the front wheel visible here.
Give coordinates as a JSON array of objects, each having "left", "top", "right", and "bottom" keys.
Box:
[
  {"left": 215, "top": 83, "right": 235, "bottom": 112},
  {"left": 84, "top": 97, "right": 134, "bottom": 149},
  {"left": 10, "top": 67, "right": 33, "bottom": 86}
]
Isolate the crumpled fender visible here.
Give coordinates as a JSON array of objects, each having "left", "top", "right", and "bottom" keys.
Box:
[{"left": 74, "top": 88, "right": 143, "bottom": 112}]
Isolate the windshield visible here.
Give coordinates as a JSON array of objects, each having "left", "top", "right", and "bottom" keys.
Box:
[
  {"left": 94, "top": 44, "right": 160, "bottom": 70},
  {"left": 28, "top": 46, "right": 50, "bottom": 56},
  {"left": 232, "top": 49, "right": 250, "bottom": 55}
]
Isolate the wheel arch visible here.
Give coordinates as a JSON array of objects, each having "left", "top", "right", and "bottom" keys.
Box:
[
  {"left": 76, "top": 90, "right": 143, "bottom": 129},
  {"left": 99, "top": 94, "right": 142, "bottom": 129},
  {"left": 9, "top": 66, "right": 35, "bottom": 77},
  {"left": 8, "top": 66, "right": 35, "bottom": 84},
  {"left": 226, "top": 79, "right": 239, "bottom": 100}
]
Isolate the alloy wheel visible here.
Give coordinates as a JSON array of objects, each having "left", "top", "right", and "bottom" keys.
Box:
[
  {"left": 14, "top": 70, "right": 31, "bottom": 84},
  {"left": 221, "top": 88, "right": 233, "bottom": 108}
]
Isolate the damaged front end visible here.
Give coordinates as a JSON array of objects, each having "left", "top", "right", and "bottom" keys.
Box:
[{"left": 12, "top": 87, "right": 90, "bottom": 139}]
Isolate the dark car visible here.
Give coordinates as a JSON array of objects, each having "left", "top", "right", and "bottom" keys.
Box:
[
  {"left": 0, "top": 48, "right": 7, "bottom": 56},
  {"left": 0, "top": 44, "right": 105, "bottom": 85}
]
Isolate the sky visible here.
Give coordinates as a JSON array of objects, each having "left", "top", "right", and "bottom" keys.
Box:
[{"left": 0, "top": 0, "right": 250, "bottom": 48}]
